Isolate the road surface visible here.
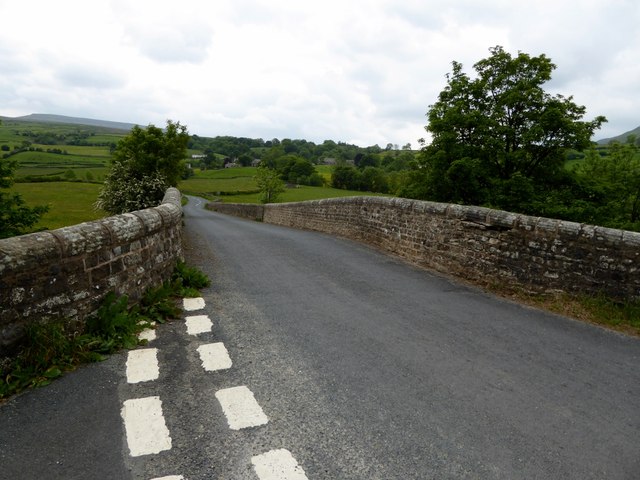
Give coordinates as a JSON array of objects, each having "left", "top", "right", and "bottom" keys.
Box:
[{"left": 1, "top": 196, "right": 639, "bottom": 479}]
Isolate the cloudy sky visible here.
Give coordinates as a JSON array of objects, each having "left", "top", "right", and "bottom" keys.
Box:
[{"left": 1, "top": 0, "right": 638, "bottom": 147}]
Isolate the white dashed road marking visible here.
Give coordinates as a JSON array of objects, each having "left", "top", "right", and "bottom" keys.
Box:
[
  {"left": 251, "top": 449, "right": 309, "bottom": 480},
  {"left": 121, "top": 396, "right": 172, "bottom": 457},
  {"left": 197, "top": 342, "right": 233, "bottom": 372},
  {"left": 122, "top": 294, "right": 307, "bottom": 477},
  {"left": 183, "top": 297, "right": 206, "bottom": 311},
  {"left": 215, "top": 386, "right": 269, "bottom": 430},
  {"left": 138, "top": 328, "right": 156, "bottom": 342},
  {"left": 185, "top": 315, "right": 213, "bottom": 335},
  {"left": 126, "top": 348, "right": 159, "bottom": 384}
]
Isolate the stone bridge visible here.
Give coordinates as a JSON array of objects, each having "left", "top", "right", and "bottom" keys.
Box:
[{"left": 2, "top": 191, "right": 639, "bottom": 360}]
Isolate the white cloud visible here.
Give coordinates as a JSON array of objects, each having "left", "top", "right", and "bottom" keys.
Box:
[{"left": 0, "top": 0, "right": 638, "bottom": 144}]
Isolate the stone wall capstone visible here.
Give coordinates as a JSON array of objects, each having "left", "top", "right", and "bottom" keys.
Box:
[
  {"left": 209, "top": 196, "right": 639, "bottom": 300},
  {"left": 0, "top": 188, "right": 183, "bottom": 357}
]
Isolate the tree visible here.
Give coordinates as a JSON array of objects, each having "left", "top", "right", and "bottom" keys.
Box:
[
  {"left": 360, "top": 166, "right": 389, "bottom": 193},
  {"left": 255, "top": 166, "right": 285, "bottom": 204},
  {"left": 577, "top": 138, "right": 640, "bottom": 229},
  {"left": 412, "top": 46, "right": 606, "bottom": 209},
  {"left": 0, "top": 120, "right": 49, "bottom": 238},
  {"left": 275, "top": 155, "right": 318, "bottom": 184},
  {"left": 96, "top": 120, "right": 189, "bottom": 214}
]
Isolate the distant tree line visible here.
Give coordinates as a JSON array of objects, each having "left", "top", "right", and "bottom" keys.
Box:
[
  {"left": 2, "top": 146, "right": 70, "bottom": 158},
  {"left": 13, "top": 129, "right": 114, "bottom": 147},
  {"left": 188, "top": 133, "right": 415, "bottom": 193}
]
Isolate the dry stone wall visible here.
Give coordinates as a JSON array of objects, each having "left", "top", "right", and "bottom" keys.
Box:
[
  {"left": 209, "top": 196, "right": 639, "bottom": 300},
  {"left": 0, "top": 188, "right": 183, "bottom": 357}
]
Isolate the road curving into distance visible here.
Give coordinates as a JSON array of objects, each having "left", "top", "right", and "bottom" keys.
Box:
[
  {"left": 179, "top": 196, "right": 640, "bottom": 479},
  {"left": 1, "top": 195, "right": 638, "bottom": 479}
]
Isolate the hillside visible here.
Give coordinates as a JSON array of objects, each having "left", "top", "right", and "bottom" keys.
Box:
[
  {"left": 597, "top": 125, "right": 640, "bottom": 145},
  {"left": 10, "top": 114, "right": 137, "bottom": 132}
]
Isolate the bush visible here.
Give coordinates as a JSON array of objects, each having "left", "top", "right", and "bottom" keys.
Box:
[{"left": 95, "top": 161, "right": 169, "bottom": 214}]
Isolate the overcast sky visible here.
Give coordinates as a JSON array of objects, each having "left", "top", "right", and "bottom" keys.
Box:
[{"left": 1, "top": 0, "right": 638, "bottom": 147}]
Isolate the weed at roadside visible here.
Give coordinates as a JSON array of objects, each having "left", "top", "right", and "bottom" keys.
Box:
[{"left": 0, "top": 262, "right": 210, "bottom": 400}]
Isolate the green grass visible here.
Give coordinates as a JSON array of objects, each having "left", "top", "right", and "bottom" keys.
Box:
[
  {"left": 85, "top": 134, "right": 123, "bottom": 144},
  {"left": 502, "top": 289, "right": 640, "bottom": 337},
  {"left": 224, "top": 185, "right": 388, "bottom": 204},
  {"left": 179, "top": 166, "right": 388, "bottom": 204},
  {"left": 316, "top": 164, "right": 333, "bottom": 181},
  {"left": 196, "top": 167, "right": 258, "bottom": 178},
  {"left": 9, "top": 149, "right": 109, "bottom": 182},
  {"left": 30, "top": 144, "right": 112, "bottom": 157},
  {"left": 10, "top": 182, "right": 106, "bottom": 230},
  {"left": 179, "top": 176, "right": 258, "bottom": 196},
  {"left": 16, "top": 167, "right": 108, "bottom": 181},
  {"left": 13, "top": 150, "right": 107, "bottom": 167}
]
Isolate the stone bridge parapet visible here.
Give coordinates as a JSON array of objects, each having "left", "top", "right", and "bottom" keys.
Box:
[
  {"left": 208, "top": 196, "right": 639, "bottom": 300},
  {"left": 0, "top": 188, "right": 183, "bottom": 357}
]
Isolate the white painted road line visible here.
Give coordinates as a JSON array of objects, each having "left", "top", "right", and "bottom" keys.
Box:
[
  {"left": 185, "top": 315, "right": 213, "bottom": 335},
  {"left": 126, "top": 348, "right": 159, "bottom": 384},
  {"left": 150, "top": 476, "right": 184, "bottom": 480},
  {"left": 183, "top": 297, "right": 205, "bottom": 311},
  {"left": 215, "top": 386, "right": 269, "bottom": 430},
  {"left": 197, "top": 342, "right": 232, "bottom": 372},
  {"left": 138, "top": 328, "right": 157, "bottom": 343},
  {"left": 121, "top": 396, "right": 172, "bottom": 457},
  {"left": 252, "top": 449, "right": 309, "bottom": 480}
]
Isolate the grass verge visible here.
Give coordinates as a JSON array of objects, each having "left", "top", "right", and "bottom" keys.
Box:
[
  {"left": 0, "top": 261, "right": 210, "bottom": 400},
  {"left": 487, "top": 284, "right": 640, "bottom": 337}
]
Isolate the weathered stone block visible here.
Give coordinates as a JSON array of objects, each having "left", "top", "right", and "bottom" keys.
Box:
[{"left": 51, "top": 222, "right": 111, "bottom": 257}]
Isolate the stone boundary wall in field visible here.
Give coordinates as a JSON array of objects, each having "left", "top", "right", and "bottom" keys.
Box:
[
  {"left": 207, "top": 197, "right": 639, "bottom": 300},
  {"left": 0, "top": 188, "right": 183, "bottom": 357}
]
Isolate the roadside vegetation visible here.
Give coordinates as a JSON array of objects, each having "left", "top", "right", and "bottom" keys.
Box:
[{"left": 0, "top": 261, "right": 210, "bottom": 401}]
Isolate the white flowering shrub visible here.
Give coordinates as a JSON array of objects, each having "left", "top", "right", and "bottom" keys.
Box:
[
  {"left": 95, "top": 120, "right": 189, "bottom": 215},
  {"left": 95, "top": 161, "right": 169, "bottom": 214}
]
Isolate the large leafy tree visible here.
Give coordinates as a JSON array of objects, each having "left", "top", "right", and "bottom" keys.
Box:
[
  {"left": 96, "top": 120, "right": 189, "bottom": 214},
  {"left": 410, "top": 46, "right": 606, "bottom": 209}
]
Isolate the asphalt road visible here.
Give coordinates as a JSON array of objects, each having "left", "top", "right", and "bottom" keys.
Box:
[{"left": 1, "top": 196, "right": 639, "bottom": 479}]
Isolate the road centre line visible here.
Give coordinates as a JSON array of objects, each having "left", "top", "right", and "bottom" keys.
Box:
[
  {"left": 183, "top": 297, "right": 205, "bottom": 311},
  {"left": 215, "top": 386, "right": 269, "bottom": 430},
  {"left": 197, "top": 342, "right": 232, "bottom": 372},
  {"left": 126, "top": 348, "right": 159, "bottom": 384},
  {"left": 251, "top": 449, "right": 309, "bottom": 480},
  {"left": 121, "top": 396, "right": 172, "bottom": 457},
  {"left": 185, "top": 315, "right": 213, "bottom": 335}
]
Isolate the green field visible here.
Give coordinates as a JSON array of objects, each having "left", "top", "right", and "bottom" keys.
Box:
[
  {"left": 11, "top": 150, "right": 109, "bottom": 182},
  {"left": 179, "top": 166, "right": 388, "bottom": 204},
  {"left": 217, "top": 185, "right": 387, "bottom": 204},
  {"left": 1, "top": 119, "right": 118, "bottom": 182},
  {"left": 2, "top": 120, "right": 387, "bottom": 231},
  {"left": 10, "top": 182, "right": 106, "bottom": 231}
]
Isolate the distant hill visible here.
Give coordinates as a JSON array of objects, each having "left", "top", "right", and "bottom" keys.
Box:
[
  {"left": 10, "top": 113, "right": 138, "bottom": 132},
  {"left": 597, "top": 125, "right": 640, "bottom": 145}
]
